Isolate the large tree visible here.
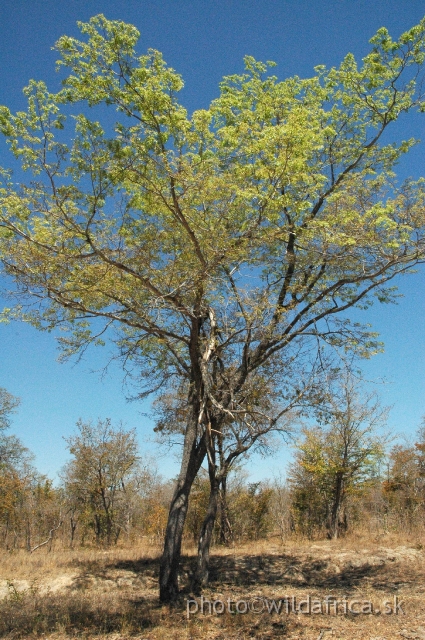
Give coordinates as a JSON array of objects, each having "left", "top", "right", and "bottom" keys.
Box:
[{"left": 1, "top": 15, "right": 425, "bottom": 601}]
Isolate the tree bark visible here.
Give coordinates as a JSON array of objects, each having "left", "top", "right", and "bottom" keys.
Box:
[
  {"left": 69, "top": 514, "right": 77, "bottom": 549},
  {"left": 218, "top": 475, "right": 232, "bottom": 545},
  {"left": 193, "top": 468, "right": 220, "bottom": 593},
  {"left": 159, "top": 414, "right": 206, "bottom": 603},
  {"left": 194, "top": 434, "right": 232, "bottom": 591},
  {"left": 329, "top": 471, "right": 344, "bottom": 539}
]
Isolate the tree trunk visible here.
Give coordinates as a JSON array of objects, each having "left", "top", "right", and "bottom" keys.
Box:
[
  {"left": 218, "top": 476, "right": 232, "bottom": 544},
  {"left": 159, "top": 413, "right": 206, "bottom": 603},
  {"left": 193, "top": 473, "right": 220, "bottom": 593},
  {"left": 218, "top": 448, "right": 232, "bottom": 544},
  {"left": 69, "top": 514, "right": 77, "bottom": 549},
  {"left": 3, "top": 516, "right": 9, "bottom": 550},
  {"left": 94, "top": 513, "right": 101, "bottom": 543},
  {"left": 25, "top": 519, "right": 31, "bottom": 552},
  {"left": 194, "top": 435, "right": 231, "bottom": 591},
  {"left": 329, "top": 471, "right": 344, "bottom": 539}
]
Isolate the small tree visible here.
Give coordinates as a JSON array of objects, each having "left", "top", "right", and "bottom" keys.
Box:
[
  {"left": 290, "top": 375, "right": 387, "bottom": 539},
  {"left": 0, "top": 389, "right": 23, "bottom": 547},
  {"left": 62, "top": 419, "right": 139, "bottom": 546},
  {"left": 0, "top": 391, "right": 58, "bottom": 551},
  {"left": 383, "top": 421, "right": 425, "bottom": 533},
  {"left": 270, "top": 477, "right": 294, "bottom": 541},
  {"left": 231, "top": 482, "right": 274, "bottom": 541}
]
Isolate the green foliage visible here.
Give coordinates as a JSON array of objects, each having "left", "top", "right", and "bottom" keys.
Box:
[
  {"left": 0, "top": 15, "right": 425, "bottom": 394},
  {"left": 231, "top": 482, "right": 273, "bottom": 541},
  {"left": 185, "top": 472, "right": 273, "bottom": 543}
]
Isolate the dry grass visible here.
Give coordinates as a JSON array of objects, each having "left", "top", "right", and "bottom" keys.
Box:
[{"left": 1, "top": 534, "right": 425, "bottom": 639}]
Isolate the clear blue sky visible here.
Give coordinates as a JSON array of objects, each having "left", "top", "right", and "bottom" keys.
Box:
[{"left": 0, "top": 0, "right": 424, "bottom": 483}]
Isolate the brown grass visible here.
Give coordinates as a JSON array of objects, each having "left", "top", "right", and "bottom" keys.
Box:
[{"left": 1, "top": 533, "right": 425, "bottom": 639}]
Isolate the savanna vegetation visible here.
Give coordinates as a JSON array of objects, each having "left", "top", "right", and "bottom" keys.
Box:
[
  {"left": 2, "top": 384, "right": 425, "bottom": 638},
  {"left": 2, "top": 380, "right": 425, "bottom": 552}
]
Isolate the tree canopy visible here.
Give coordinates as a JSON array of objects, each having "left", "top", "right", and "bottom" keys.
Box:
[{"left": 1, "top": 16, "right": 425, "bottom": 380}]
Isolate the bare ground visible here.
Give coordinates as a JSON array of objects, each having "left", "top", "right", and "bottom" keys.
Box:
[{"left": 1, "top": 535, "right": 425, "bottom": 639}]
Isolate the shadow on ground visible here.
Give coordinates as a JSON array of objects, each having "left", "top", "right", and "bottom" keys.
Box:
[
  {"left": 181, "top": 547, "right": 421, "bottom": 597},
  {"left": 75, "top": 547, "right": 415, "bottom": 594},
  {"left": 1, "top": 547, "right": 422, "bottom": 638}
]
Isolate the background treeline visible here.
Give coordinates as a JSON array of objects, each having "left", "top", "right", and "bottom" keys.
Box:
[{"left": 2, "top": 386, "right": 425, "bottom": 550}]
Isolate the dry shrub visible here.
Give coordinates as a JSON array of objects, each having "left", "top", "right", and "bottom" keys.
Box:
[{"left": 0, "top": 582, "right": 158, "bottom": 638}]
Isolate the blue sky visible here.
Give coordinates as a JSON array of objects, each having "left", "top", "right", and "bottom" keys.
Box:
[{"left": 0, "top": 0, "right": 425, "bottom": 482}]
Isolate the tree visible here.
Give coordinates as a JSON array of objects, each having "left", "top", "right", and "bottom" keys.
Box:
[
  {"left": 1, "top": 15, "right": 425, "bottom": 600},
  {"left": 382, "top": 420, "right": 425, "bottom": 532},
  {"left": 231, "top": 482, "right": 274, "bottom": 541},
  {"left": 383, "top": 443, "right": 422, "bottom": 531},
  {"left": 270, "top": 476, "right": 294, "bottom": 542},
  {"left": 185, "top": 470, "right": 274, "bottom": 545},
  {"left": 0, "top": 434, "right": 37, "bottom": 549},
  {"left": 0, "top": 389, "right": 58, "bottom": 551},
  {"left": 62, "top": 419, "right": 139, "bottom": 546},
  {"left": 0, "top": 388, "right": 19, "bottom": 433},
  {"left": 290, "top": 374, "right": 387, "bottom": 538}
]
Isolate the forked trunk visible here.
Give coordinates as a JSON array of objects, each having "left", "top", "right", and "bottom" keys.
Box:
[
  {"left": 159, "top": 415, "right": 206, "bottom": 603},
  {"left": 194, "top": 443, "right": 230, "bottom": 591}
]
